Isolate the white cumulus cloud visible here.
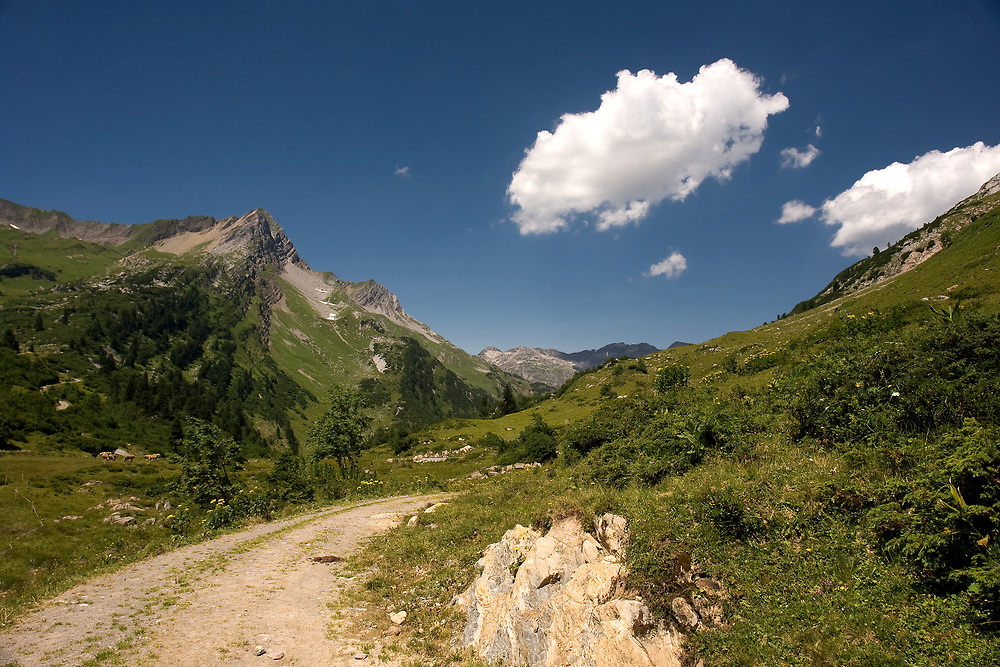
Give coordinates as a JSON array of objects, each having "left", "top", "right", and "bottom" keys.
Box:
[
  {"left": 780, "top": 144, "right": 820, "bottom": 169},
  {"left": 820, "top": 142, "right": 1000, "bottom": 255},
  {"left": 394, "top": 165, "right": 411, "bottom": 177},
  {"left": 507, "top": 59, "right": 789, "bottom": 235},
  {"left": 647, "top": 252, "right": 688, "bottom": 279},
  {"left": 777, "top": 200, "right": 817, "bottom": 224}
]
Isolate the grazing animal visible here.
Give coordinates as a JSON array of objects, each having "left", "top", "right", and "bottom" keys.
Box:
[
  {"left": 122, "top": 453, "right": 134, "bottom": 462},
  {"left": 100, "top": 451, "right": 114, "bottom": 460},
  {"left": 144, "top": 454, "right": 160, "bottom": 461}
]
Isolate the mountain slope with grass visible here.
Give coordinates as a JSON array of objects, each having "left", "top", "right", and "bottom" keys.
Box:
[
  {"left": 0, "top": 199, "right": 526, "bottom": 458},
  {"left": 790, "top": 171, "right": 1000, "bottom": 316}
]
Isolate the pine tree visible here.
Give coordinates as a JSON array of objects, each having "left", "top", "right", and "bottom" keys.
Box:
[
  {"left": 2, "top": 329, "right": 19, "bottom": 353},
  {"left": 500, "top": 383, "right": 517, "bottom": 416}
]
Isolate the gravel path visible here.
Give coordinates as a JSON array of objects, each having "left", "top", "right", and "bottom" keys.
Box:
[{"left": 0, "top": 494, "right": 450, "bottom": 666}]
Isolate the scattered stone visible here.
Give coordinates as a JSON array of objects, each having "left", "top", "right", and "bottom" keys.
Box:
[
  {"left": 102, "top": 513, "right": 135, "bottom": 526},
  {"left": 142, "top": 518, "right": 156, "bottom": 526},
  {"left": 694, "top": 577, "right": 726, "bottom": 597},
  {"left": 671, "top": 597, "right": 699, "bottom": 628},
  {"left": 269, "top": 651, "right": 284, "bottom": 660},
  {"left": 407, "top": 515, "right": 418, "bottom": 527},
  {"left": 423, "top": 502, "right": 448, "bottom": 513},
  {"left": 253, "top": 645, "right": 266, "bottom": 656},
  {"left": 389, "top": 610, "right": 407, "bottom": 625},
  {"left": 354, "top": 651, "right": 368, "bottom": 660},
  {"left": 311, "top": 555, "right": 344, "bottom": 563},
  {"left": 468, "top": 471, "right": 484, "bottom": 480}
]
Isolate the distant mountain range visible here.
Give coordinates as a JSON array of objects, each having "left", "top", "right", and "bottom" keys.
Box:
[{"left": 478, "top": 342, "right": 663, "bottom": 389}]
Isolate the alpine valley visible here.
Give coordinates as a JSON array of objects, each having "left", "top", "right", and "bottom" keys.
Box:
[{"left": 3, "top": 171, "right": 1000, "bottom": 666}]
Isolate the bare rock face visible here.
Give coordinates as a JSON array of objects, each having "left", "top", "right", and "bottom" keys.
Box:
[{"left": 458, "top": 516, "right": 684, "bottom": 667}]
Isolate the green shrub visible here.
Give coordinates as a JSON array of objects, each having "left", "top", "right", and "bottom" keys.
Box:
[
  {"left": 868, "top": 420, "right": 999, "bottom": 621},
  {"left": 654, "top": 363, "right": 689, "bottom": 391}
]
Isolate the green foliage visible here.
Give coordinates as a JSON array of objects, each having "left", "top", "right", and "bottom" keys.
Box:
[
  {"left": 0, "top": 262, "right": 56, "bottom": 281},
  {"left": 477, "top": 431, "right": 505, "bottom": 450},
  {"left": 376, "top": 337, "right": 490, "bottom": 429},
  {"left": 308, "top": 384, "right": 372, "bottom": 477},
  {"left": 868, "top": 420, "right": 1000, "bottom": 621},
  {"left": 780, "top": 312, "right": 1000, "bottom": 446},
  {"left": 265, "top": 449, "right": 315, "bottom": 503},
  {"left": 653, "top": 363, "right": 689, "bottom": 391},
  {"left": 176, "top": 418, "right": 240, "bottom": 507},
  {"left": 518, "top": 414, "right": 558, "bottom": 462},
  {"left": 1, "top": 328, "right": 18, "bottom": 352},
  {"left": 500, "top": 383, "right": 518, "bottom": 416}
]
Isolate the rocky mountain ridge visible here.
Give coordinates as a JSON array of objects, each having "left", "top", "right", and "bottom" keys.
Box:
[
  {"left": 0, "top": 199, "right": 434, "bottom": 343},
  {"left": 479, "top": 342, "right": 661, "bottom": 389}
]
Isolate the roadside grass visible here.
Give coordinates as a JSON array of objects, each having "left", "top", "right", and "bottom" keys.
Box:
[
  {"left": 347, "top": 439, "right": 1000, "bottom": 666},
  {"left": 0, "top": 453, "right": 183, "bottom": 628},
  {"left": 0, "top": 454, "right": 295, "bottom": 630}
]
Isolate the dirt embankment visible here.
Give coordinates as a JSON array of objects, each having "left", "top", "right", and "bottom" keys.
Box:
[{"left": 0, "top": 494, "right": 450, "bottom": 667}]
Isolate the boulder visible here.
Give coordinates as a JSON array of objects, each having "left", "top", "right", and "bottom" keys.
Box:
[{"left": 459, "top": 515, "right": 684, "bottom": 667}]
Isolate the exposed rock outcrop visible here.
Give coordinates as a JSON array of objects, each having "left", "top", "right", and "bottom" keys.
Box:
[
  {"left": 478, "top": 343, "right": 660, "bottom": 389},
  {"left": 457, "top": 515, "right": 686, "bottom": 667}
]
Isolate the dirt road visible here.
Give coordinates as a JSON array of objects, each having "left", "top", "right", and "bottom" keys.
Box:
[{"left": 0, "top": 494, "right": 450, "bottom": 666}]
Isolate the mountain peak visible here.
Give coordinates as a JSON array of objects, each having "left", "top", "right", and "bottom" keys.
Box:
[{"left": 209, "top": 208, "right": 304, "bottom": 273}]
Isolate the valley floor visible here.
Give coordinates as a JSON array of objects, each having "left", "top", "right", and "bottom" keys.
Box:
[{"left": 0, "top": 494, "right": 450, "bottom": 667}]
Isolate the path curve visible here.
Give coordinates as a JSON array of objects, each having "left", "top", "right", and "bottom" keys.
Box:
[{"left": 0, "top": 494, "right": 450, "bottom": 666}]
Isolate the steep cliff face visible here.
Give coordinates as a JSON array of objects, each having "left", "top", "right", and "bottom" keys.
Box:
[
  {"left": 338, "top": 279, "right": 442, "bottom": 340},
  {"left": 479, "top": 346, "right": 578, "bottom": 389}
]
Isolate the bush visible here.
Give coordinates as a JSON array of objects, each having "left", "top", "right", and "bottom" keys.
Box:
[
  {"left": 266, "top": 449, "right": 314, "bottom": 504},
  {"left": 518, "top": 415, "right": 558, "bottom": 463},
  {"left": 654, "top": 364, "right": 689, "bottom": 391},
  {"left": 868, "top": 420, "right": 999, "bottom": 621}
]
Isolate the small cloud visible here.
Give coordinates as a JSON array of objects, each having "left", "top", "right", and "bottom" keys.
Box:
[
  {"left": 646, "top": 251, "right": 688, "bottom": 279},
  {"left": 394, "top": 165, "right": 411, "bottom": 177},
  {"left": 777, "top": 200, "right": 817, "bottom": 224},
  {"left": 507, "top": 59, "right": 789, "bottom": 235},
  {"left": 814, "top": 125, "right": 823, "bottom": 138},
  {"left": 780, "top": 144, "right": 821, "bottom": 169}
]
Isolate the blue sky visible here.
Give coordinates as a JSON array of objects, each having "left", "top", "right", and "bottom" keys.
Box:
[{"left": 2, "top": 1, "right": 999, "bottom": 354}]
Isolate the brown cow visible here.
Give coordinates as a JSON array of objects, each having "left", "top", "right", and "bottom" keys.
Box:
[
  {"left": 121, "top": 453, "right": 134, "bottom": 462},
  {"left": 100, "top": 451, "right": 114, "bottom": 460},
  {"left": 144, "top": 454, "right": 160, "bottom": 461}
]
